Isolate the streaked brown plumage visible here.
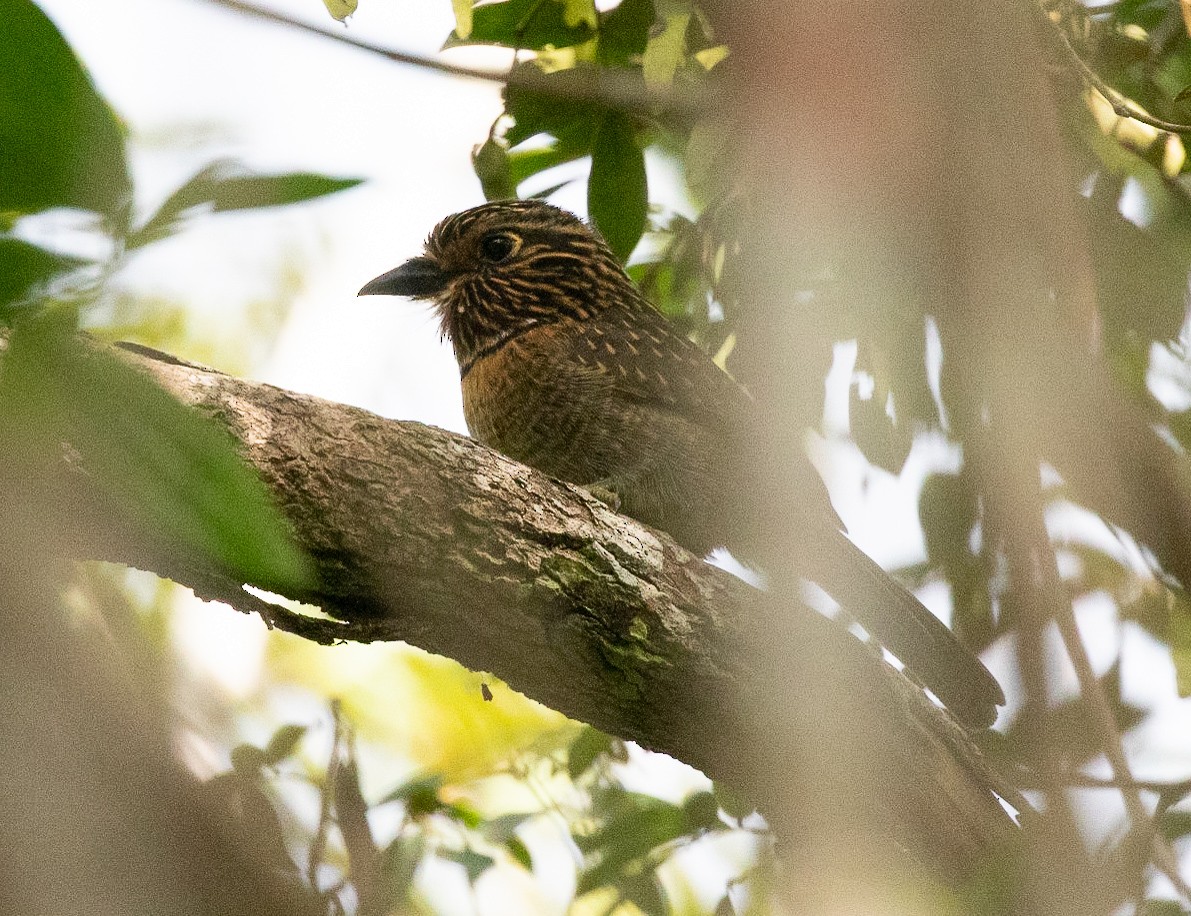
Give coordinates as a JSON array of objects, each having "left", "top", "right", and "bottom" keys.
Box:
[{"left": 360, "top": 199, "right": 1004, "bottom": 728}]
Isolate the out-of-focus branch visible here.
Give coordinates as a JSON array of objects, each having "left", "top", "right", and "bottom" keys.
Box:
[{"left": 196, "top": 0, "right": 709, "bottom": 118}]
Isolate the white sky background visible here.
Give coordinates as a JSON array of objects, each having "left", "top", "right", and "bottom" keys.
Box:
[{"left": 36, "top": 0, "right": 1191, "bottom": 902}]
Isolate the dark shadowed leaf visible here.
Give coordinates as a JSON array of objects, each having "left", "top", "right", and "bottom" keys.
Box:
[
  {"left": 568, "top": 726, "right": 616, "bottom": 779},
  {"left": 505, "top": 836, "right": 533, "bottom": 870},
  {"left": 446, "top": 0, "right": 595, "bottom": 50},
  {"left": 263, "top": 724, "right": 308, "bottom": 765},
  {"left": 596, "top": 0, "right": 655, "bottom": 65},
  {"left": 473, "top": 138, "right": 516, "bottom": 201},
  {"left": 0, "top": 0, "right": 131, "bottom": 219},
  {"left": 0, "top": 237, "right": 91, "bottom": 311},
  {"left": 0, "top": 314, "right": 311, "bottom": 592},
  {"left": 589, "top": 111, "right": 647, "bottom": 262}
]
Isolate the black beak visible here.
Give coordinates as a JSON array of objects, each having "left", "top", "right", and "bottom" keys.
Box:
[{"left": 358, "top": 256, "right": 448, "bottom": 298}]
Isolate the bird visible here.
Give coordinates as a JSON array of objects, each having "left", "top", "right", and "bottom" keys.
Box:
[{"left": 359, "top": 199, "right": 1005, "bottom": 728}]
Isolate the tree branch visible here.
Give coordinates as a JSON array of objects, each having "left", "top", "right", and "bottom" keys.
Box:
[{"left": 75, "top": 342, "right": 1019, "bottom": 882}]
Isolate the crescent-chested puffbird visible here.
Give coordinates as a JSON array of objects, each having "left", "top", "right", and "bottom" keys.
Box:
[{"left": 359, "top": 199, "right": 1004, "bottom": 729}]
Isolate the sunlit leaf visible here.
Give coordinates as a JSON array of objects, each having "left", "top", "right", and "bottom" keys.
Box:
[
  {"left": 321, "top": 0, "right": 357, "bottom": 22},
  {"left": 0, "top": 0, "right": 131, "bottom": 219},
  {"left": 589, "top": 111, "right": 647, "bottom": 262},
  {"left": 452, "top": 0, "right": 473, "bottom": 38}
]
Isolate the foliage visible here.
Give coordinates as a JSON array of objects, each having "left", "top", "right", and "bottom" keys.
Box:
[{"left": 0, "top": 0, "right": 362, "bottom": 591}]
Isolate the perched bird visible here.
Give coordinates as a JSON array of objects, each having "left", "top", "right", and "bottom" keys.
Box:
[{"left": 359, "top": 199, "right": 1004, "bottom": 728}]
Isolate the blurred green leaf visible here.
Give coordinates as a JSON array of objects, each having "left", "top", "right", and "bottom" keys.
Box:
[
  {"left": 568, "top": 726, "right": 616, "bottom": 779},
  {"left": 231, "top": 743, "right": 268, "bottom": 774},
  {"left": 589, "top": 111, "right": 647, "bottom": 262},
  {"left": 575, "top": 789, "right": 689, "bottom": 894},
  {"left": 440, "top": 847, "right": 495, "bottom": 884},
  {"left": 642, "top": 11, "right": 689, "bottom": 87},
  {"left": 0, "top": 314, "right": 311, "bottom": 592},
  {"left": 447, "top": 0, "right": 595, "bottom": 50},
  {"left": 381, "top": 773, "right": 446, "bottom": 816},
  {"left": 129, "top": 163, "right": 363, "bottom": 249},
  {"left": 503, "top": 65, "right": 603, "bottom": 149},
  {"left": 505, "top": 835, "right": 533, "bottom": 870},
  {"left": 849, "top": 385, "right": 913, "bottom": 475},
  {"left": 1159, "top": 809, "right": 1191, "bottom": 842},
  {"left": 375, "top": 834, "right": 425, "bottom": 910},
  {"left": 1139, "top": 899, "right": 1191, "bottom": 916},
  {"left": 0, "top": 237, "right": 91, "bottom": 312},
  {"left": 681, "top": 790, "right": 721, "bottom": 831},
  {"left": 262, "top": 724, "right": 308, "bottom": 765},
  {"left": 1171, "top": 606, "right": 1191, "bottom": 698},
  {"left": 0, "top": 0, "right": 131, "bottom": 219}
]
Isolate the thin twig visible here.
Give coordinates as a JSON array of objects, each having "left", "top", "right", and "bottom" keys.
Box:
[
  {"left": 1053, "top": 600, "right": 1191, "bottom": 901},
  {"left": 1044, "top": 5, "right": 1191, "bottom": 135},
  {"left": 194, "top": 0, "right": 709, "bottom": 117}
]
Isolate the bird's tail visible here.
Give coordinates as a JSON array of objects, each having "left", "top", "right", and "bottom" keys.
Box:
[{"left": 807, "top": 531, "right": 1005, "bottom": 729}]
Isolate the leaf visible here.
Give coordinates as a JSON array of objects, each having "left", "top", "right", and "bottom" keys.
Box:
[
  {"left": 321, "top": 0, "right": 357, "bottom": 21},
  {"left": 231, "top": 743, "right": 267, "bottom": 774},
  {"left": 380, "top": 773, "right": 446, "bottom": 817},
  {"left": 472, "top": 138, "right": 515, "bottom": 201},
  {"left": 0, "top": 0, "right": 131, "bottom": 219},
  {"left": 575, "top": 790, "right": 690, "bottom": 894},
  {"left": 588, "top": 111, "right": 647, "bottom": 262},
  {"left": 376, "top": 834, "right": 425, "bottom": 910},
  {"left": 0, "top": 314, "right": 312, "bottom": 592},
  {"left": 504, "top": 836, "right": 533, "bottom": 870},
  {"left": 567, "top": 726, "right": 615, "bottom": 779},
  {"left": 0, "top": 237, "right": 91, "bottom": 312},
  {"left": 1172, "top": 606, "right": 1191, "bottom": 698},
  {"left": 452, "top": 0, "right": 473, "bottom": 38},
  {"left": 129, "top": 163, "right": 364, "bottom": 249},
  {"left": 502, "top": 64, "right": 602, "bottom": 149},
  {"left": 642, "top": 12, "right": 689, "bottom": 87},
  {"left": 596, "top": 0, "right": 654, "bottom": 65},
  {"left": 440, "top": 847, "right": 495, "bottom": 884},
  {"left": 262, "top": 724, "right": 307, "bottom": 765},
  {"left": 446, "top": 0, "right": 595, "bottom": 51},
  {"left": 1159, "top": 809, "right": 1191, "bottom": 842}
]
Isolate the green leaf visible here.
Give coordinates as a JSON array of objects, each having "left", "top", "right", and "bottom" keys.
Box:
[
  {"left": 231, "top": 743, "right": 267, "bottom": 774},
  {"left": 0, "top": 315, "right": 311, "bottom": 592},
  {"left": 472, "top": 138, "right": 515, "bottom": 201},
  {"left": 642, "top": 12, "right": 689, "bottom": 87},
  {"left": 1172, "top": 606, "right": 1191, "bottom": 698},
  {"left": 575, "top": 789, "right": 689, "bottom": 894},
  {"left": 567, "top": 726, "right": 615, "bottom": 779},
  {"left": 1159, "top": 810, "right": 1191, "bottom": 842},
  {"left": 0, "top": 237, "right": 91, "bottom": 312},
  {"left": 596, "top": 0, "right": 655, "bottom": 66},
  {"left": 505, "top": 836, "right": 533, "bottom": 870},
  {"left": 321, "top": 0, "right": 357, "bottom": 21},
  {"left": 1139, "top": 900, "right": 1191, "bottom": 916},
  {"left": 376, "top": 834, "right": 425, "bottom": 910},
  {"left": 381, "top": 773, "right": 446, "bottom": 817},
  {"left": 262, "top": 724, "right": 307, "bottom": 765},
  {"left": 453, "top": 0, "right": 474, "bottom": 38},
  {"left": 0, "top": 0, "right": 131, "bottom": 219},
  {"left": 440, "top": 847, "right": 495, "bottom": 884},
  {"left": 447, "top": 0, "right": 595, "bottom": 51},
  {"left": 503, "top": 64, "right": 603, "bottom": 149},
  {"left": 129, "top": 163, "right": 364, "bottom": 249},
  {"left": 588, "top": 111, "right": 647, "bottom": 262}
]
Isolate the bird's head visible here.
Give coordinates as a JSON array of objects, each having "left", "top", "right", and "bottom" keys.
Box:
[{"left": 359, "top": 200, "right": 636, "bottom": 371}]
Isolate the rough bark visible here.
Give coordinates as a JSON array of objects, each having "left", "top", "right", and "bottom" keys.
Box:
[{"left": 68, "top": 342, "right": 1019, "bottom": 883}]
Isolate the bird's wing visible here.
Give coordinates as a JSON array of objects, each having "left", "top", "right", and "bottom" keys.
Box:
[{"left": 566, "top": 304, "right": 752, "bottom": 425}]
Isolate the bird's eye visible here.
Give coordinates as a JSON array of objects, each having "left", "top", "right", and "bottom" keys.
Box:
[{"left": 479, "top": 232, "right": 517, "bottom": 263}]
